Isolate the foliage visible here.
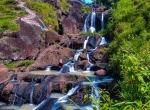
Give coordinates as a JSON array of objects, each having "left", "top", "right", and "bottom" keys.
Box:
[
  {"left": 3, "top": 60, "right": 34, "bottom": 69},
  {"left": 26, "top": 0, "right": 58, "bottom": 30},
  {"left": 81, "top": 5, "right": 90, "bottom": 13},
  {"left": 106, "top": 0, "right": 150, "bottom": 109},
  {"left": 0, "top": 0, "right": 25, "bottom": 32},
  {"left": 19, "top": 60, "right": 34, "bottom": 67},
  {"left": 96, "top": 0, "right": 118, "bottom": 6},
  {"left": 59, "top": 0, "right": 71, "bottom": 11},
  {"left": 80, "top": 30, "right": 107, "bottom": 36}
]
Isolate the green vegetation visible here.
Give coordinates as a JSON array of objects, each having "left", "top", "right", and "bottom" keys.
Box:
[
  {"left": 98, "top": 0, "right": 150, "bottom": 109},
  {"left": 59, "top": 0, "right": 71, "bottom": 11},
  {"left": 3, "top": 60, "right": 34, "bottom": 69},
  {"left": 12, "top": 47, "right": 20, "bottom": 52},
  {"left": 26, "top": 0, "right": 58, "bottom": 30},
  {"left": 19, "top": 60, "right": 34, "bottom": 67},
  {"left": 0, "top": 0, "right": 25, "bottom": 32},
  {"left": 4, "top": 61, "right": 17, "bottom": 69},
  {"left": 80, "top": 30, "right": 107, "bottom": 36},
  {"left": 81, "top": 6, "right": 90, "bottom": 13}
]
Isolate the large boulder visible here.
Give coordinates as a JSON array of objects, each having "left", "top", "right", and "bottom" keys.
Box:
[
  {"left": 45, "top": 31, "right": 62, "bottom": 47},
  {"left": 62, "top": 17, "right": 80, "bottom": 34},
  {"left": 29, "top": 46, "right": 75, "bottom": 70},
  {"left": 59, "top": 35, "right": 84, "bottom": 49},
  {"left": 75, "top": 53, "right": 89, "bottom": 70},
  {"left": 0, "top": 11, "right": 46, "bottom": 60},
  {"left": 68, "top": 6, "right": 84, "bottom": 31}
]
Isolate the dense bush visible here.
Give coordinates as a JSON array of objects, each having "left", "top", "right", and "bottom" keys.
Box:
[{"left": 105, "top": 0, "right": 150, "bottom": 109}]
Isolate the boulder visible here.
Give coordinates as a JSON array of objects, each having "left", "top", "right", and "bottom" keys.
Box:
[
  {"left": 62, "top": 17, "right": 80, "bottom": 34},
  {"left": 68, "top": 6, "right": 84, "bottom": 30},
  {"left": 59, "top": 35, "right": 84, "bottom": 49},
  {"left": 29, "top": 46, "right": 75, "bottom": 70},
  {"left": 45, "top": 31, "right": 62, "bottom": 47},
  {"left": 87, "top": 35, "right": 102, "bottom": 49},
  {"left": 90, "top": 47, "right": 108, "bottom": 64}
]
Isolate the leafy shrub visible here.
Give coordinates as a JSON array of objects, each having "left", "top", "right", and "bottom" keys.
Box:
[{"left": 107, "top": 0, "right": 150, "bottom": 109}]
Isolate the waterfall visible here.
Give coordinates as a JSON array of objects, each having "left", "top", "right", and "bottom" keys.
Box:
[
  {"left": 99, "top": 37, "right": 107, "bottom": 45},
  {"left": 90, "top": 10, "right": 96, "bottom": 33},
  {"left": 45, "top": 66, "right": 52, "bottom": 71},
  {"left": 83, "top": 14, "right": 90, "bottom": 32},
  {"left": 57, "top": 85, "right": 80, "bottom": 103},
  {"left": 101, "top": 13, "right": 104, "bottom": 30},
  {"left": 86, "top": 53, "right": 94, "bottom": 71},
  {"left": 30, "top": 86, "right": 34, "bottom": 104},
  {"left": 73, "top": 50, "right": 82, "bottom": 62},
  {"left": 59, "top": 61, "right": 75, "bottom": 73},
  {"left": 83, "top": 36, "right": 90, "bottom": 49}
]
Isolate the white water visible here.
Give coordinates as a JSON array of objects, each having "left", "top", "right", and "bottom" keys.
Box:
[
  {"left": 90, "top": 10, "right": 96, "bottom": 33},
  {"left": 86, "top": 53, "right": 94, "bottom": 71},
  {"left": 57, "top": 85, "right": 80, "bottom": 103},
  {"left": 83, "top": 14, "right": 90, "bottom": 32},
  {"left": 45, "top": 66, "right": 52, "bottom": 71},
  {"left": 99, "top": 37, "right": 107, "bottom": 45},
  {"left": 73, "top": 50, "right": 82, "bottom": 62},
  {"left": 83, "top": 36, "right": 90, "bottom": 49},
  {"left": 59, "top": 61, "right": 75, "bottom": 73},
  {"left": 30, "top": 87, "right": 34, "bottom": 104},
  {"left": 101, "top": 13, "right": 104, "bottom": 30}
]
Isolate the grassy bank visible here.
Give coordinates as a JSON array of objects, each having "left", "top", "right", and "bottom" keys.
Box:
[
  {"left": 26, "top": 0, "right": 58, "bottom": 31},
  {"left": 0, "top": 0, "right": 25, "bottom": 32}
]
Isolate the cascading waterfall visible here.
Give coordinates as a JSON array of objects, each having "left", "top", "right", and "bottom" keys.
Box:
[
  {"left": 83, "top": 36, "right": 90, "bottom": 49},
  {"left": 83, "top": 14, "right": 90, "bottom": 32},
  {"left": 90, "top": 9, "right": 96, "bottom": 33},
  {"left": 45, "top": 66, "right": 52, "bottom": 71},
  {"left": 73, "top": 50, "right": 82, "bottom": 62},
  {"left": 86, "top": 52, "right": 94, "bottom": 71},
  {"left": 101, "top": 13, "right": 104, "bottom": 30}
]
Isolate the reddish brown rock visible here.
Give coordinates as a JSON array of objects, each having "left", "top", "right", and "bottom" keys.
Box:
[
  {"left": 0, "top": 62, "right": 8, "bottom": 72},
  {"left": 0, "top": 71, "right": 14, "bottom": 83},
  {"left": 62, "top": 17, "right": 80, "bottom": 34},
  {"left": 59, "top": 35, "right": 84, "bottom": 49},
  {"left": 45, "top": 31, "right": 62, "bottom": 47},
  {"left": 29, "top": 46, "right": 75, "bottom": 70},
  {"left": 95, "top": 69, "right": 107, "bottom": 76}
]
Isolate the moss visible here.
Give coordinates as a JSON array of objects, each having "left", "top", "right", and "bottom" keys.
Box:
[
  {"left": 59, "top": 0, "right": 71, "bottom": 11},
  {"left": 12, "top": 47, "right": 20, "bottom": 52},
  {"left": 0, "top": 0, "right": 25, "bottom": 32},
  {"left": 81, "top": 6, "right": 90, "bottom": 13},
  {"left": 19, "top": 60, "right": 34, "bottom": 67},
  {"left": 80, "top": 30, "right": 107, "bottom": 36},
  {"left": 3, "top": 61, "right": 17, "bottom": 69},
  {"left": 26, "top": 0, "right": 58, "bottom": 31}
]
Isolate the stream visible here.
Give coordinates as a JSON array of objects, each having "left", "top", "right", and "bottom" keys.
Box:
[{"left": 0, "top": 1, "right": 113, "bottom": 110}]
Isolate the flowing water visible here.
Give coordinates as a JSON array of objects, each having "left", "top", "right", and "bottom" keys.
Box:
[{"left": 0, "top": 6, "right": 113, "bottom": 110}]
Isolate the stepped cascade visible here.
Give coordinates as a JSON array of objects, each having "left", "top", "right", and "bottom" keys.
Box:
[{"left": 0, "top": 1, "right": 113, "bottom": 110}]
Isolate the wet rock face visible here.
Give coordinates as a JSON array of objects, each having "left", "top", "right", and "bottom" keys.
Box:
[
  {"left": 68, "top": 6, "right": 84, "bottom": 31},
  {"left": 62, "top": 17, "right": 80, "bottom": 34},
  {"left": 0, "top": 72, "right": 89, "bottom": 106},
  {"left": 29, "top": 46, "right": 75, "bottom": 70},
  {"left": 59, "top": 35, "right": 84, "bottom": 49},
  {"left": 87, "top": 35, "right": 102, "bottom": 49},
  {"left": 90, "top": 46, "right": 109, "bottom": 70},
  {"left": 75, "top": 53, "right": 89, "bottom": 70}
]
